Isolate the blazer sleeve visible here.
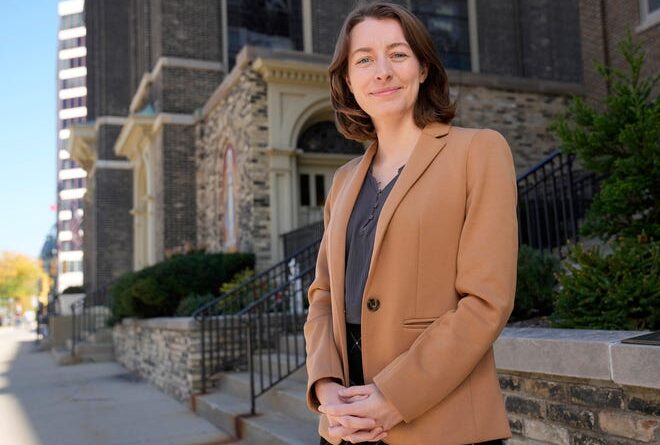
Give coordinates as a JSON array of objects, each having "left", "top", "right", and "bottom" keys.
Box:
[
  {"left": 372, "top": 129, "right": 519, "bottom": 423},
  {"left": 304, "top": 170, "right": 345, "bottom": 414}
]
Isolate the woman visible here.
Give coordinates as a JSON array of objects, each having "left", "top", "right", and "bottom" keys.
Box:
[{"left": 304, "top": 2, "right": 518, "bottom": 444}]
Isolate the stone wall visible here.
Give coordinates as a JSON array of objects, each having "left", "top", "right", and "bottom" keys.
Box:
[
  {"left": 112, "top": 314, "right": 298, "bottom": 404},
  {"left": 447, "top": 71, "right": 580, "bottom": 172},
  {"left": 113, "top": 317, "right": 202, "bottom": 404},
  {"left": 196, "top": 66, "right": 269, "bottom": 268},
  {"left": 501, "top": 371, "right": 659, "bottom": 444},
  {"left": 495, "top": 328, "right": 660, "bottom": 445}
]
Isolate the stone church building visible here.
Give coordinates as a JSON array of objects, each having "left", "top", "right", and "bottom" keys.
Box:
[{"left": 68, "top": 0, "right": 659, "bottom": 292}]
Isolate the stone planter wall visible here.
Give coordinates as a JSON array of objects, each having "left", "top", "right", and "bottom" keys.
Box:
[
  {"left": 495, "top": 328, "right": 660, "bottom": 445},
  {"left": 113, "top": 317, "right": 202, "bottom": 404},
  {"left": 112, "top": 314, "right": 300, "bottom": 404}
]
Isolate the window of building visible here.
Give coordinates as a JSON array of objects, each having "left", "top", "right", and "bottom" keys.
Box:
[
  {"left": 411, "top": 1, "right": 471, "bottom": 71},
  {"left": 61, "top": 77, "right": 85, "bottom": 89},
  {"left": 639, "top": 0, "right": 660, "bottom": 30},
  {"left": 62, "top": 260, "right": 83, "bottom": 273},
  {"left": 61, "top": 13, "right": 84, "bottom": 30},
  {"left": 227, "top": 0, "right": 303, "bottom": 69}
]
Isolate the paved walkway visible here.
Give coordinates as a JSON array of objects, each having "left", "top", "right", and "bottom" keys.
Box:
[{"left": 0, "top": 325, "right": 232, "bottom": 445}]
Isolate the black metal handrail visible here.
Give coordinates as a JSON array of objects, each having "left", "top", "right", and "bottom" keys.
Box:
[
  {"left": 239, "top": 248, "right": 317, "bottom": 414},
  {"left": 192, "top": 239, "right": 321, "bottom": 396},
  {"left": 281, "top": 220, "right": 324, "bottom": 259},
  {"left": 69, "top": 283, "right": 114, "bottom": 357},
  {"left": 516, "top": 149, "right": 604, "bottom": 257}
]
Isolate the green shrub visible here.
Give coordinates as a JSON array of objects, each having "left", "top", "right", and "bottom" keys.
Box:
[
  {"left": 549, "top": 33, "right": 659, "bottom": 240},
  {"left": 512, "top": 245, "right": 560, "bottom": 321},
  {"left": 62, "top": 286, "right": 84, "bottom": 294},
  {"left": 109, "top": 250, "right": 255, "bottom": 321},
  {"left": 175, "top": 293, "right": 216, "bottom": 316},
  {"left": 551, "top": 235, "right": 659, "bottom": 330}
]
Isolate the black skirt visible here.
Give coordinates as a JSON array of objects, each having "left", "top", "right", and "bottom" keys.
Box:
[{"left": 319, "top": 323, "right": 504, "bottom": 445}]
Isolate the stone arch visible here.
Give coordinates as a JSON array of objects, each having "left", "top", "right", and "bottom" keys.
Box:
[{"left": 290, "top": 99, "right": 363, "bottom": 155}]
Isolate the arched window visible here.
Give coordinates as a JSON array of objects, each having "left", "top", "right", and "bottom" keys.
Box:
[{"left": 297, "top": 121, "right": 363, "bottom": 155}]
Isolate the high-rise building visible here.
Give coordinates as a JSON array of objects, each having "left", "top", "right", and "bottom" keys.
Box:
[{"left": 56, "top": 0, "right": 87, "bottom": 293}]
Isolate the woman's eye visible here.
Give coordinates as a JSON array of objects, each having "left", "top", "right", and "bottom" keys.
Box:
[
  {"left": 356, "top": 57, "right": 370, "bottom": 64},
  {"left": 392, "top": 53, "right": 408, "bottom": 59}
]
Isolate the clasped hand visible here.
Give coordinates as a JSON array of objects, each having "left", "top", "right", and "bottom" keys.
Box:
[{"left": 316, "top": 380, "right": 403, "bottom": 443}]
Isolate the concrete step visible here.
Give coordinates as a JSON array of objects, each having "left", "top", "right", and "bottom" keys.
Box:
[
  {"left": 254, "top": 353, "right": 307, "bottom": 385},
  {"left": 196, "top": 389, "right": 318, "bottom": 445},
  {"left": 239, "top": 411, "right": 319, "bottom": 445},
  {"left": 216, "top": 370, "right": 314, "bottom": 423},
  {"left": 195, "top": 391, "right": 252, "bottom": 437},
  {"left": 75, "top": 342, "right": 114, "bottom": 356},
  {"left": 88, "top": 328, "right": 113, "bottom": 344},
  {"left": 278, "top": 333, "right": 306, "bottom": 356}
]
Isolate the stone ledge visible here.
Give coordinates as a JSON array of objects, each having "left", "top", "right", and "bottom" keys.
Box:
[
  {"left": 120, "top": 317, "right": 197, "bottom": 331},
  {"left": 494, "top": 328, "right": 659, "bottom": 389}
]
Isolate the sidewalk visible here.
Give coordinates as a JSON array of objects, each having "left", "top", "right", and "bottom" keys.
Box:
[{"left": 0, "top": 325, "right": 233, "bottom": 445}]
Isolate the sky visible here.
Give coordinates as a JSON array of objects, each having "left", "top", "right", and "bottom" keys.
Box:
[{"left": 0, "top": 2, "right": 58, "bottom": 259}]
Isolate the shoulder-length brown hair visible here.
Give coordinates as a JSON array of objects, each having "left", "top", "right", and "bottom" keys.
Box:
[{"left": 329, "top": 1, "right": 456, "bottom": 142}]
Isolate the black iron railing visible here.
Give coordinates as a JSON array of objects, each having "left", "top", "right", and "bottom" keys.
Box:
[
  {"left": 516, "top": 149, "right": 603, "bottom": 257},
  {"left": 70, "top": 284, "right": 113, "bottom": 357},
  {"left": 281, "top": 220, "right": 324, "bottom": 259},
  {"left": 192, "top": 239, "right": 320, "bottom": 406}
]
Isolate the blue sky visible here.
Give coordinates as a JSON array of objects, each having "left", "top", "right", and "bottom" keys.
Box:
[{"left": 0, "top": 2, "right": 58, "bottom": 259}]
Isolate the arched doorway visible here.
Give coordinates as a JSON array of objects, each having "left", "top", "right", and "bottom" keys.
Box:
[{"left": 296, "top": 121, "right": 364, "bottom": 226}]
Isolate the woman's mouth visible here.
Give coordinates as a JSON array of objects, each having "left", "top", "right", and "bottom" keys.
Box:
[{"left": 371, "top": 87, "right": 401, "bottom": 96}]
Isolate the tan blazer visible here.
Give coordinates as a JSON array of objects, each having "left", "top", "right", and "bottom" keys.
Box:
[{"left": 304, "top": 121, "right": 518, "bottom": 445}]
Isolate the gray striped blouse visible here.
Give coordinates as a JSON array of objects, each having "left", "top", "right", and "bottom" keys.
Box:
[{"left": 344, "top": 160, "right": 405, "bottom": 324}]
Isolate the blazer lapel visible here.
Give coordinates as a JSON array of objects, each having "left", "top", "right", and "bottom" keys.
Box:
[{"left": 328, "top": 121, "right": 452, "bottom": 324}]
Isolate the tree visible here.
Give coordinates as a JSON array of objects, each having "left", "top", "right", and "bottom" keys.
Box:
[
  {"left": 549, "top": 32, "right": 659, "bottom": 241},
  {"left": 0, "top": 252, "right": 42, "bottom": 310}
]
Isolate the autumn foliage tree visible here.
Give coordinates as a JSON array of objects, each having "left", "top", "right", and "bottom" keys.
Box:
[{"left": 0, "top": 252, "right": 42, "bottom": 310}]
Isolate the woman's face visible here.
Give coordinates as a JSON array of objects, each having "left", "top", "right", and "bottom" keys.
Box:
[{"left": 346, "top": 18, "right": 427, "bottom": 124}]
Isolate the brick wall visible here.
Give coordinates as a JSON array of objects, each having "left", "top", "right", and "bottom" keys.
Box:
[
  {"left": 578, "top": 0, "right": 660, "bottom": 107},
  {"left": 158, "top": 66, "right": 223, "bottom": 114},
  {"left": 128, "top": 0, "right": 153, "bottom": 96},
  {"left": 478, "top": 0, "right": 582, "bottom": 82},
  {"left": 96, "top": 125, "right": 125, "bottom": 162},
  {"left": 85, "top": 0, "right": 132, "bottom": 119},
  {"left": 82, "top": 179, "right": 97, "bottom": 292},
  {"left": 94, "top": 167, "right": 133, "bottom": 287},
  {"left": 161, "top": 124, "right": 198, "bottom": 256}
]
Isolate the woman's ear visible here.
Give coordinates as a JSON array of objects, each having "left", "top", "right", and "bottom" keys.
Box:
[{"left": 420, "top": 65, "right": 428, "bottom": 84}]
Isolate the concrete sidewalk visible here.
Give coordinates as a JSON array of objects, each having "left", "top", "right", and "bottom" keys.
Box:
[{"left": 0, "top": 325, "right": 233, "bottom": 445}]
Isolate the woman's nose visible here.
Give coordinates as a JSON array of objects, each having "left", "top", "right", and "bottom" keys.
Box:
[{"left": 374, "top": 57, "right": 393, "bottom": 81}]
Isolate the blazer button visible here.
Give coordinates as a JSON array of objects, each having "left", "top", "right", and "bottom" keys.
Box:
[{"left": 366, "top": 298, "right": 380, "bottom": 312}]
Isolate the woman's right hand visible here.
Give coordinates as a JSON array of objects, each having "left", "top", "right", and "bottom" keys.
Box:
[{"left": 315, "top": 378, "right": 388, "bottom": 443}]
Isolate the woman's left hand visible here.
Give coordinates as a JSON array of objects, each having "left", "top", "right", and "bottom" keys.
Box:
[{"left": 319, "top": 383, "right": 404, "bottom": 441}]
